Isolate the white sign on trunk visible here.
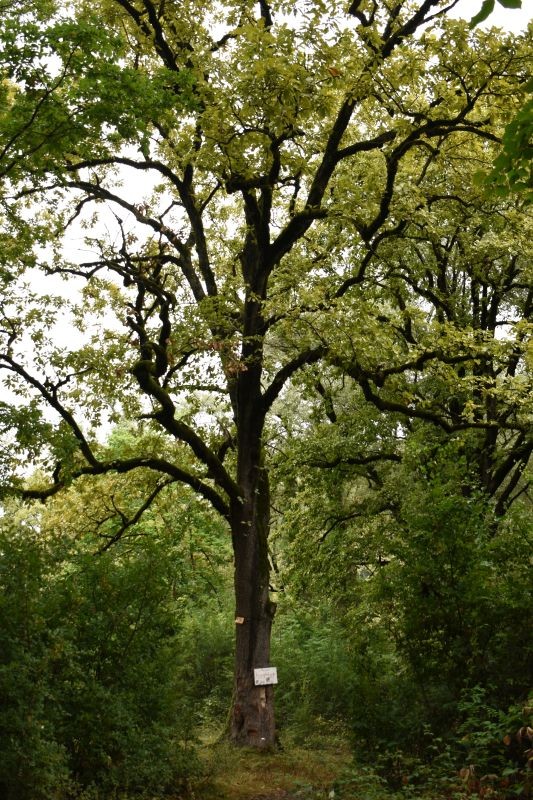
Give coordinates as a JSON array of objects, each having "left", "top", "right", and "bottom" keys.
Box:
[{"left": 253, "top": 667, "right": 278, "bottom": 686}]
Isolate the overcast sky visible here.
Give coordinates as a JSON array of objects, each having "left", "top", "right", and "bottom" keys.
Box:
[{"left": 453, "top": 0, "right": 531, "bottom": 32}]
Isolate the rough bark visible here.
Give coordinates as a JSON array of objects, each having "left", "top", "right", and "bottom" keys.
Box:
[
  {"left": 229, "top": 364, "right": 277, "bottom": 748},
  {"left": 230, "top": 464, "right": 276, "bottom": 747}
]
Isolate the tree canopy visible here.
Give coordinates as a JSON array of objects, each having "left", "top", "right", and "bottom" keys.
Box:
[{"left": 0, "top": 0, "right": 531, "bottom": 749}]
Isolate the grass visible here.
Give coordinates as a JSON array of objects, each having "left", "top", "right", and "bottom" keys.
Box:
[{"left": 193, "top": 724, "right": 352, "bottom": 799}]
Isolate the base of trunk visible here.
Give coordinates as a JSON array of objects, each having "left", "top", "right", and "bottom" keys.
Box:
[{"left": 230, "top": 679, "right": 276, "bottom": 749}]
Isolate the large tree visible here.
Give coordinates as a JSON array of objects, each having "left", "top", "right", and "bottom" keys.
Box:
[{"left": 0, "top": 0, "right": 530, "bottom": 747}]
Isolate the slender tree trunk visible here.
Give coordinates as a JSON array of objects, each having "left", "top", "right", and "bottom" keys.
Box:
[{"left": 230, "top": 451, "right": 277, "bottom": 748}]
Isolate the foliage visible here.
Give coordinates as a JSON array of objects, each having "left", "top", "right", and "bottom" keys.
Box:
[
  {"left": 274, "top": 417, "right": 532, "bottom": 758},
  {"left": 0, "top": 500, "right": 206, "bottom": 799},
  {"left": 1, "top": 1, "right": 530, "bottom": 519},
  {"left": 176, "top": 601, "right": 235, "bottom": 725},
  {"left": 457, "top": 688, "right": 529, "bottom": 780},
  {"left": 0, "top": 1, "right": 196, "bottom": 184},
  {"left": 485, "top": 91, "right": 533, "bottom": 202},
  {"left": 272, "top": 605, "right": 356, "bottom": 738},
  {"left": 0, "top": 0, "right": 531, "bottom": 752},
  {"left": 379, "top": 438, "right": 532, "bottom": 710},
  {"left": 469, "top": 2, "right": 531, "bottom": 202}
]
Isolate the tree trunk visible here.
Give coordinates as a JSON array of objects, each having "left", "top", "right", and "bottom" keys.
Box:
[{"left": 230, "top": 458, "right": 277, "bottom": 748}]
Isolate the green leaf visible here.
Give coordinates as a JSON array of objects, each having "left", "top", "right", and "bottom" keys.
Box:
[
  {"left": 497, "top": 0, "right": 521, "bottom": 8},
  {"left": 470, "top": 0, "right": 495, "bottom": 27}
]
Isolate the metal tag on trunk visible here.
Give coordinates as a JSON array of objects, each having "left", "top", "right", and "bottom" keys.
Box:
[{"left": 254, "top": 667, "right": 278, "bottom": 686}]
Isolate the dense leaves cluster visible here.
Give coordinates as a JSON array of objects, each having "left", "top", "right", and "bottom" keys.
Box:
[
  {"left": 0, "top": 459, "right": 233, "bottom": 799},
  {"left": 0, "top": 509, "right": 194, "bottom": 798},
  {"left": 0, "top": 0, "right": 531, "bottom": 768}
]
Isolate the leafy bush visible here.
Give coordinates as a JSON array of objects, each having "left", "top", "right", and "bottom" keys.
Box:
[
  {"left": 271, "top": 604, "right": 366, "bottom": 744},
  {"left": 174, "top": 600, "right": 234, "bottom": 725},
  {"left": 386, "top": 444, "right": 533, "bottom": 718},
  {"left": 454, "top": 688, "right": 533, "bottom": 799},
  {"left": 277, "top": 429, "right": 532, "bottom": 768},
  {"left": 0, "top": 503, "right": 201, "bottom": 799}
]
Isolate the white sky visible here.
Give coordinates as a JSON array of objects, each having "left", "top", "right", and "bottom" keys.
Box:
[{"left": 453, "top": 0, "right": 531, "bottom": 31}]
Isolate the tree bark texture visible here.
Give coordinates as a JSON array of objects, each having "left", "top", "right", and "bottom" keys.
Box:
[{"left": 230, "top": 444, "right": 277, "bottom": 748}]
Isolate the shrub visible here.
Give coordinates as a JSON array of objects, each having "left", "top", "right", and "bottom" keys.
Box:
[{"left": 0, "top": 504, "right": 200, "bottom": 798}]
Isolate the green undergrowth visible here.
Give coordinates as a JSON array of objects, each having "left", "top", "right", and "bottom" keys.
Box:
[
  {"left": 191, "top": 701, "right": 533, "bottom": 800},
  {"left": 194, "top": 726, "right": 352, "bottom": 799}
]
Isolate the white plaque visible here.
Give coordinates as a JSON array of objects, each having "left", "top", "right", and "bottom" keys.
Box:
[{"left": 254, "top": 667, "right": 278, "bottom": 686}]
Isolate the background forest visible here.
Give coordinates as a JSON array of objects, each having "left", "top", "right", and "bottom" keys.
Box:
[{"left": 0, "top": 0, "right": 531, "bottom": 798}]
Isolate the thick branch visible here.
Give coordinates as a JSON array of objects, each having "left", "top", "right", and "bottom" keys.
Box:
[
  {"left": 114, "top": 0, "right": 181, "bottom": 73},
  {"left": 0, "top": 358, "right": 99, "bottom": 468},
  {"left": 66, "top": 175, "right": 208, "bottom": 301},
  {"left": 267, "top": 95, "right": 358, "bottom": 266},
  {"left": 24, "top": 455, "right": 231, "bottom": 519},
  {"left": 309, "top": 453, "right": 402, "bottom": 468},
  {"left": 339, "top": 359, "right": 514, "bottom": 435},
  {"left": 335, "top": 129, "right": 397, "bottom": 162},
  {"left": 131, "top": 358, "right": 241, "bottom": 501},
  {"left": 262, "top": 346, "right": 326, "bottom": 413},
  {"left": 489, "top": 434, "right": 531, "bottom": 498},
  {"left": 178, "top": 165, "right": 218, "bottom": 297},
  {"left": 258, "top": 0, "right": 273, "bottom": 27},
  {"left": 380, "top": 0, "right": 461, "bottom": 58}
]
